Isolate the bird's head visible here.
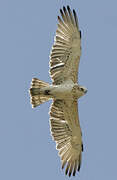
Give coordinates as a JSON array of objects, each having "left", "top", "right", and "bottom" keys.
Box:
[
  {"left": 76, "top": 85, "right": 88, "bottom": 98},
  {"left": 73, "top": 85, "right": 87, "bottom": 98},
  {"left": 79, "top": 86, "right": 87, "bottom": 94}
]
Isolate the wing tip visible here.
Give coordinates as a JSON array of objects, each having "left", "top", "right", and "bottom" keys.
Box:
[
  {"left": 73, "top": 171, "right": 76, "bottom": 176},
  {"left": 57, "top": 15, "right": 60, "bottom": 20},
  {"left": 82, "top": 143, "right": 83, "bottom": 152},
  {"left": 73, "top": 9, "right": 76, "bottom": 14},
  {"left": 63, "top": 6, "right": 66, "bottom": 11},
  {"left": 78, "top": 164, "right": 81, "bottom": 172},
  {"left": 60, "top": 8, "right": 63, "bottom": 15},
  {"left": 67, "top": 5, "right": 70, "bottom": 11},
  {"left": 69, "top": 171, "right": 72, "bottom": 177}
]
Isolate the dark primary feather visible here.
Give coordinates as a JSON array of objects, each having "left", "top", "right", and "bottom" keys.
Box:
[
  {"left": 67, "top": 6, "right": 75, "bottom": 25},
  {"left": 73, "top": 9, "right": 79, "bottom": 28}
]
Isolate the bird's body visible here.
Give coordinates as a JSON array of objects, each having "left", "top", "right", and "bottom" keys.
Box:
[
  {"left": 36, "top": 81, "right": 84, "bottom": 99},
  {"left": 29, "top": 6, "right": 87, "bottom": 177}
]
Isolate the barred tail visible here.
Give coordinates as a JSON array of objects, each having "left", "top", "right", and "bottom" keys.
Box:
[{"left": 29, "top": 78, "right": 50, "bottom": 108}]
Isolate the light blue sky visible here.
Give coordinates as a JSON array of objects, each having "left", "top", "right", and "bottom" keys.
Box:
[{"left": 0, "top": 0, "right": 117, "bottom": 179}]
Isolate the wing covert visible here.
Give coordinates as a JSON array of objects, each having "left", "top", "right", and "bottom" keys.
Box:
[{"left": 49, "top": 6, "right": 81, "bottom": 85}]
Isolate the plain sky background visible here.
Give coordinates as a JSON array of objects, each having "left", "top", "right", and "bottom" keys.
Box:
[{"left": 0, "top": 0, "right": 117, "bottom": 179}]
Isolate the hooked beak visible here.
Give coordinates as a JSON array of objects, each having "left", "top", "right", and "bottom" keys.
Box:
[{"left": 84, "top": 89, "right": 88, "bottom": 94}]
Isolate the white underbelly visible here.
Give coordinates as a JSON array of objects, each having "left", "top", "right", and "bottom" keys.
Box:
[{"left": 50, "top": 84, "right": 74, "bottom": 99}]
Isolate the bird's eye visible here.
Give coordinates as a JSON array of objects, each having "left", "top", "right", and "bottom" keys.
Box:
[{"left": 81, "top": 88, "right": 84, "bottom": 91}]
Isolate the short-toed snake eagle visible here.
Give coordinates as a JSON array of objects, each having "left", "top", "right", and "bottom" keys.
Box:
[{"left": 29, "top": 6, "right": 87, "bottom": 177}]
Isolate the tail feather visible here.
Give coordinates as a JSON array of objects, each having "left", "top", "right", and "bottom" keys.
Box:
[{"left": 29, "top": 78, "right": 50, "bottom": 108}]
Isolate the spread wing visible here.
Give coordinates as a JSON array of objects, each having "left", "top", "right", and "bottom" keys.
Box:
[
  {"left": 49, "top": 6, "right": 81, "bottom": 85},
  {"left": 49, "top": 99, "right": 83, "bottom": 176}
]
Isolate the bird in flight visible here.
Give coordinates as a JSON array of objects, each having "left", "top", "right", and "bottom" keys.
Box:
[{"left": 29, "top": 6, "right": 87, "bottom": 177}]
